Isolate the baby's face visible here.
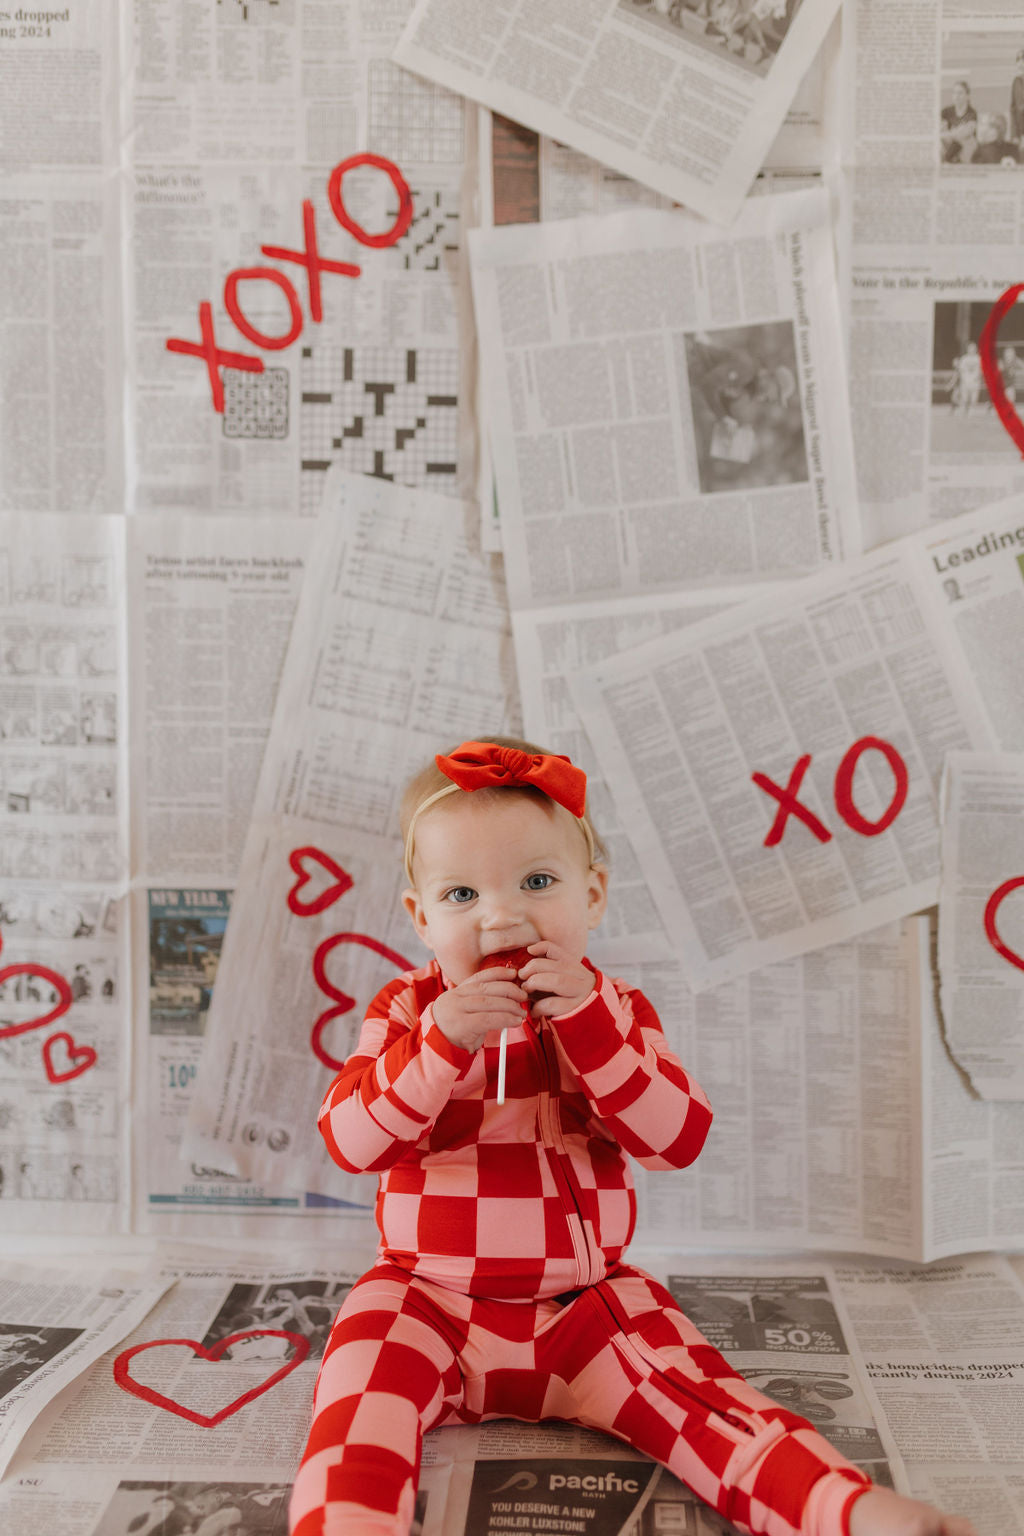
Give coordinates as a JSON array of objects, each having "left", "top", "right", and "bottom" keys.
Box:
[{"left": 403, "top": 793, "right": 607, "bottom": 984}]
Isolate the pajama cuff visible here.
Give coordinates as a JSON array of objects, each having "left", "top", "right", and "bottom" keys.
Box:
[{"left": 803, "top": 1468, "right": 872, "bottom": 1536}]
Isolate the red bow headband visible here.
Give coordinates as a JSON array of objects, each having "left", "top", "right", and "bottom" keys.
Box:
[
  {"left": 434, "top": 742, "right": 587, "bottom": 818},
  {"left": 403, "top": 741, "right": 593, "bottom": 882}
]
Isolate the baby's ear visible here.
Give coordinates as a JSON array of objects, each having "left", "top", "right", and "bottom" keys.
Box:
[
  {"left": 402, "top": 887, "right": 430, "bottom": 945},
  {"left": 586, "top": 864, "right": 609, "bottom": 929}
]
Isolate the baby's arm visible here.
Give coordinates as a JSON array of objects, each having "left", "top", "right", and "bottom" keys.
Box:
[
  {"left": 542, "top": 967, "right": 713, "bottom": 1169},
  {"left": 317, "top": 972, "right": 480, "bottom": 1172}
]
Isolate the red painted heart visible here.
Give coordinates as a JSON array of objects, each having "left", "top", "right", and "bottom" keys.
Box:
[
  {"left": 980, "top": 284, "right": 1024, "bottom": 458},
  {"left": 0, "top": 947, "right": 73, "bottom": 1040},
  {"left": 311, "top": 931, "right": 414, "bottom": 1070},
  {"left": 286, "top": 846, "right": 354, "bottom": 917},
  {"left": 984, "top": 876, "right": 1024, "bottom": 973},
  {"left": 42, "top": 1030, "right": 97, "bottom": 1083},
  {"left": 112, "top": 1329, "right": 310, "bottom": 1428}
]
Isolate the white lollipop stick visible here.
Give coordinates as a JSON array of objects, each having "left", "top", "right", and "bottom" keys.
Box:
[{"left": 497, "top": 1026, "right": 508, "bottom": 1105}]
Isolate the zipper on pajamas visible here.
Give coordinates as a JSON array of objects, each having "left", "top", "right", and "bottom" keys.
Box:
[
  {"left": 532, "top": 1020, "right": 601, "bottom": 1288},
  {"left": 591, "top": 1283, "right": 756, "bottom": 1438}
]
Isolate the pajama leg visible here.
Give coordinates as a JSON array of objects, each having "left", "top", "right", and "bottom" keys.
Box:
[
  {"left": 289, "top": 1267, "right": 466, "bottom": 1536},
  {"left": 541, "top": 1267, "right": 870, "bottom": 1536}
]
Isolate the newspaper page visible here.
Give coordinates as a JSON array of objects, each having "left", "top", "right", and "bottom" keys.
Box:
[
  {"left": 394, "top": 0, "right": 841, "bottom": 225},
  {"left": 0, "top": 513, "right": 131, "bottom": 1234},
  {"left": 625, "top": 917, "right": 928, "bottom": 1260},
  {"left": 0, "top": 1, "right": 123, "bottom": 515},
  {"left": 938, "top": 751, "right": 1024, "bottom": 1102},
  {"left": 919, "top": 914, "right": 1024, "bottom": 1260},
  {"left": 0, "top": 1244, "right": 381, "bottom": 1536},
  {"left": 0, "top": 1258, "right": 171, "bottom": 1480},
  {"left": 568, "top": 504, "right": 1023, "bottom": 991},
  {"left": 123, "top": 513, "right": 336, "bottom": 1237},
  {"left": 183, "top": 470, "right": 520, "bottom": 1194},
  {"left": 834, "top": 1254, "right": 1024, "bottom": 1534},
  {"left": 514, "top": 587, "right": 783, "bottom": 959},
  {"left": 126, "top": 0, "right": 479, "bottom": 519},
  {"left": 469, "top": 189, "right": 858, "bottom": 612},
  {"left": 840, "top": 2, "right": 1024, "bottom": 550}
]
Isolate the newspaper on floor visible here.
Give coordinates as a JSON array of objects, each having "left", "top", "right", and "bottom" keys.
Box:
[
  {"left": 469, "top": 189, "right": 858, "bottom": 611},
  {"left": 938, "top": 752, "right": 1024, "bottom": 1102},
  {"left": 567, "top": 495, "right": 1024, "bottom": 990},
  {"left": 839, "top": 0, "right": 1024, "bottom": 550},
  {"left": 394, "top": 0, "right": 841, "bottom": 226},
  {"left": 0, "top": 513, "right": 131, "bottom": 1234},
  {"left": 0, "top": 1242, "right": 380, "bottom": 1536},
  {"left": 182, "top": 470, "right": 520, "bottom": 1193},
  {"left": 0, "top": 0, "right": 123, "bottom": 514},
  {"left": 833, "top": 1252, "right": 1024, "bottom": 1536},
  {"left": 0, "top": 1258, "right": 171, "bottom": 1481},
  {"left": 128, "top": 0, "right": 478, "bottom": 517}
]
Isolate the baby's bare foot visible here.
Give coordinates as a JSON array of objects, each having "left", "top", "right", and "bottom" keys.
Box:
[{"left": 848, "top": 1487, "right": 976, "bottom": 1536}]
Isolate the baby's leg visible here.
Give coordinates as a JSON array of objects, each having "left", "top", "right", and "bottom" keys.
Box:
[
  {"left": 547, "top": 1269, "right": 973, "bottom": 1536},
  {"left": 289, "top": 1267, "right": 464, "bottom": 1536}
]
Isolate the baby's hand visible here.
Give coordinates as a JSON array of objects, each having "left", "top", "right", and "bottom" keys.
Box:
[
  {"left": 848, "top": 1487, "right": 976, "bottom": 1536},
  {"left": 519, "top": 941, "right": 595, "bottom": 1019},
  {"left": 432, "top": 968, "right": 527, "bottom": 1054}
]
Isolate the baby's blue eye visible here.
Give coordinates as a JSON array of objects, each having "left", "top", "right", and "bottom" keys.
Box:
[
  {"left": 445, "top": 886, "right": 476, "bottom": 904},
  {"left": 523, "top": 873, "right": 554, "bottom": 891}
]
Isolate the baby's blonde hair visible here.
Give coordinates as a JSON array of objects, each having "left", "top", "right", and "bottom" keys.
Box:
[{"left": 401, "top": 734, "right": 606, "bottom": 885}]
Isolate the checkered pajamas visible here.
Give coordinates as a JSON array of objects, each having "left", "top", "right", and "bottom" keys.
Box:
[{"left": 293, "top": 962, "right": 871, "bottom": 1536}]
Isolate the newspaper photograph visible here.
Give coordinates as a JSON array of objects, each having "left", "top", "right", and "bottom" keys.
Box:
[
  {"left": 938, "top": 752, "right": 1024, "bottom": 1102},
  {"left": 568, "top": 497, "right": 1024, "bottom": 990},
  {"left": 183, "top": 470, "right": 519, "bottom": 1190},
  {"left": 0, "top": 1259, "right": 171, "bottom": 1480},
  {"left": 395, "top": 0, "right": 841, "bottom": 224},
  {"left": 470, "top": 190, "right": 858, "bottom": 612}
]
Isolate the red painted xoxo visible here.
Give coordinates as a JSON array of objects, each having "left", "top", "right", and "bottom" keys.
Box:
[
  {"left": 0, "top": 929, "right": 73, "bottom": 1041},
  {"left": 979, "top": 283, "right": 1024, "bottom": 458},
  {"left": 311, "top": 932, "right": 414, "bottom": 1071},
  {"left": 166, "top": 153, "right": 411, "bottom": 412},
  {"left": 286, "top": 847, "right": 355, "bottom": 917},
  {"left": 984, "top": 877, "right": 1024, "bottom": 974},
  {"left": 753, "top": 736, "right": 909, "bottom": 847},
  {"left": 113, "top": 1330, "right": 309, "bottom": 1428},
  {"left": 42, "top": 1030, "right": 97, "bottom": 1084}
]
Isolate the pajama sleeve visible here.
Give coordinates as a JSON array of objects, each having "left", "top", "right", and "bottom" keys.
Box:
[
  {"left": 549, "top": 971, "right": 713, "bottom": 1170},
  {"left": 317, "top": 972, "right": 474, "bottom": 1174}
]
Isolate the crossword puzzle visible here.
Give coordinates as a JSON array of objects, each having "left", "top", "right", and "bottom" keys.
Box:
[
  {"left": 222, "top": 367, "right": 289, "bottom": 439},
  {"left": 300, "top": 345, "right": 459, "bottom": 513},
  {"left": 367, "top": 59, "right": 465, "bottom": 166},
  {"left": 388, "top": 185, "right": 461, "bottom": 273}
]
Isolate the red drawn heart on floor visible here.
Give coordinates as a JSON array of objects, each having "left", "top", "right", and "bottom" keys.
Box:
[
  {"left": 286, "top": 846, "right": 354, "bottom": 917},
  {"left": 112, "top": 1330, "right": 310, "bottom": 1428},
  {"left": 979, "top": 283, "right": 1024, "bottom": 458},
  {"left": 42, "top": 1030, "right": 97, "bottom": 1083},
  {"left": 984, "top": 876, "right": 1024, "bottom": 973},
  {"left": 0, "top": 932, "right": 73, "bottom": 1041},
  {"left": 311, "top": 931, "right": 414, "bottom": 1070}
]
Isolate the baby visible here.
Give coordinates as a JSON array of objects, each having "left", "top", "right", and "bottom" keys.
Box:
[{"left": 289, "top": 738, "right": 976, "bottom": 1536}]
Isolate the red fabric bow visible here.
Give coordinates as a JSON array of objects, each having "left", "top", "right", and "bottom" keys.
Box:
[{"left": 435, "top": 742, "right": 587, "bottom": 818}]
